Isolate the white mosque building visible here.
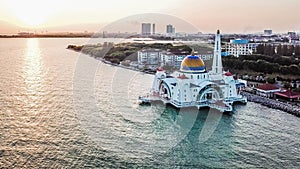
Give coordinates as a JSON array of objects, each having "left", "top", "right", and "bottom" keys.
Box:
[{"left": 139, "top": 30, "right": 247, "bottom": 112}]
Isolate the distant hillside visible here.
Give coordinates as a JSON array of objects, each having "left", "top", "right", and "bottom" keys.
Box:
[
  {"left": 36, "top": 23, "right": 106, "bottom": 33},
  {"left": 0, "top": 21, "right": 106, "bottom": 35}
]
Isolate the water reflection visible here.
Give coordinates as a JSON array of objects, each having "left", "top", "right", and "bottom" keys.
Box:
[{"left": 23, "top": 38, "right": 44, "bottom": 111}]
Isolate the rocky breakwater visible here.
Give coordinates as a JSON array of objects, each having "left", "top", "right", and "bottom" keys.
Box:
[{"left": 241, "top": 91, "right": 300, "bottom": 117}]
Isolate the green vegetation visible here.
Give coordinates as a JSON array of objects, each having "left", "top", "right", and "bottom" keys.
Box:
[
  {"left": 222, "top": 43, "right": 300, "bottom": 84},
  {"left": 67, "top": 45, "right": 83, "bottom": 51},
  {"left": 223, "top": 43, "right": 300, "bottom": 79},
  {"left": 68, "top": 42, "right": 192, "bottom": 64},
  {"left": 255, "top": 44, "right": 300, "bottom": 57},
  {"left": 68, "top": 41, "right": 300, "bottom": 82},
  {"left": 188, "top": 43, "right": 214, "bottom": 53},
  {"left": 223, "top": 54, "right": 300, "bottom": 76}
]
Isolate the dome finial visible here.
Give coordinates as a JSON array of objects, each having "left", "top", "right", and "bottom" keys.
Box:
[{"left": 191, "top": 48, "right": 195, "bottom": 55}]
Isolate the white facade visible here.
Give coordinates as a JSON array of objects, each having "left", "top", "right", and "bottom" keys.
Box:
[
  {"left": 225, "top": 39, "right": 259, "bottom": 57},
  {"left": 160, "top": 52, "right": 185, "bottom": 68},
  {"left": 137, "top": 49, "right": 161, "bottom": 66},
  {"left": 138, "top": 49, "right": 188, "bottom": 69}
]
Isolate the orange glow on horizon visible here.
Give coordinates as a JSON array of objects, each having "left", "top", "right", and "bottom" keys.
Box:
[
  {"left": 3, "top": 0, "right": 62, "bottom": 27},
  {"left": 0, "top": 0, "right": 300, "bottom": 33}
]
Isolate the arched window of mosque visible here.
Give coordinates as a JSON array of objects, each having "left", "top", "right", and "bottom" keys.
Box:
[
  {"left": 197, "top": 75, "right": 199, "bottom": 79},
  {"left": 204, "top": 74, "right": 206, "bottom": 79},
  {"left": 191, "top": 75, "right": 193, "bottom": 79}
]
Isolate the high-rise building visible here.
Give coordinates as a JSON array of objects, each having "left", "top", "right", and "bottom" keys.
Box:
[
  {"left": 152, "top": 23, "right": 155, "bottom": 35},
  {"left": 166, "top": 24, "right": 174, "bottom": 34},
  {"left": 288, "top": 31, "right": 297, "bottom": 39},
  {"left": 141, "top": 23, "right": 151, "bottom": 35},
  {"left": 264, "top": 29, "right": 272, "bottom": 35}
]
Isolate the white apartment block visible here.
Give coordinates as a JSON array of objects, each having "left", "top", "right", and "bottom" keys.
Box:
[
  {"left": 225, "top": 39, "right": 259, "bottom": 57},
  {"left": 160, "top": 52, "right": 185, "bottom": 68},
  {"left": 138, "top": 49, "right": 188, "bottom": 69},
  {"left": 137, "top": 49, "right": 161, "bottom": 66}
]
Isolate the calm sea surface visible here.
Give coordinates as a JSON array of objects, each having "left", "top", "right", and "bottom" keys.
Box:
[{"left": 0, "top": 38, "right": 299, "bottom": 168}]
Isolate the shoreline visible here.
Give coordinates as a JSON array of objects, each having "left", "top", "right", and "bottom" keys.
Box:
[
  {"left": 241, "top": 91, "right": 300, "bottom": 117},
  {"left": 96, "top": 57, "right": 156, "bottom": 74},
  {"left": 68, "top": 45, "right": 300, "bottom": 117}
]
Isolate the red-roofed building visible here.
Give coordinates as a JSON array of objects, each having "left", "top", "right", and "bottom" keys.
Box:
[
  {"left": 275, "top": 90, "right": 300, "bottom": 101},
  {"left": 156, "top": 67, "right": 164, "bottom": 71},
  {"left": 177, "top": 74, "right": 189, "bottom": 79},
  {"left": 224, "top": 72, "right": 232, "bottom": 76},
  {"left": 254, "top": 83, "right": 281, "bottom": 98}
]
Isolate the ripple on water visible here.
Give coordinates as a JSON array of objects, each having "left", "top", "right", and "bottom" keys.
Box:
[{"left": 0, "top": 38, "right": 300, "bottom": 168}]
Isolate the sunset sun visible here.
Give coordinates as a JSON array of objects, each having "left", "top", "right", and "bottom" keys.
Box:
[
  {"left": 5, "top": 0, "right": 57, "bottom": 27},
  {"left": 16, "top": 11, "right": 49, "bottom": 26}
]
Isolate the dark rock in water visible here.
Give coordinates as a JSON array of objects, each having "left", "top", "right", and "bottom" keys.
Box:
[
  {"left": 241, "top": 91, "right": 300, "bottom": 117},
  {"left": 67, "top": 45, "right": 83, "bottom": 51}
]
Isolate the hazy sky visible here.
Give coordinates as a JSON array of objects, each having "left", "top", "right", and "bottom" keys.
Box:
[{"left": 0, "top": 0, "right": 299, "bottom": 33}]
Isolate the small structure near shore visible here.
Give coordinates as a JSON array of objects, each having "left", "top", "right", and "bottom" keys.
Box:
[
  {"left": 254, "top": 83, "right": 280, "bottom": 98},
  {"left": 275, "top": 90, "right": 300, "bottom": 102}
]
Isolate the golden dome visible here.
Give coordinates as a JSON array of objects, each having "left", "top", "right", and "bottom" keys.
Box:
[{"left": 180, "top": 55, "right": 206, "bottom": 72}]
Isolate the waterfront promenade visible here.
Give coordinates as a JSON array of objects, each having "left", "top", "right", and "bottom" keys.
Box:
[{"left": 241, "top": 91, "right": 300, "bottom": 117}]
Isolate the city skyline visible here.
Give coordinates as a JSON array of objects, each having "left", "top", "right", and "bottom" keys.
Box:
[{"left": 0, "top": 0, "right": 300, "bottom": 34}]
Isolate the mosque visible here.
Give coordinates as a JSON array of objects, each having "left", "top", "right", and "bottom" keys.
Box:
[{"left": 139, "top": 30, "right": 247, "bottom": 112}]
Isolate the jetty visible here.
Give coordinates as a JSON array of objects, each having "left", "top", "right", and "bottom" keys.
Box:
[{"left": 241, "top": 91, "right": 300, "bottom": 117}]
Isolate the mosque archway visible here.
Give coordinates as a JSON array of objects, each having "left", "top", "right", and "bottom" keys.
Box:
[
  {"left": 158, "top": 81, "right": 171, "bottom": 100},
  {"left": 197, "top": 85, "right": 222, "bottom": 102}
]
